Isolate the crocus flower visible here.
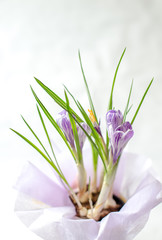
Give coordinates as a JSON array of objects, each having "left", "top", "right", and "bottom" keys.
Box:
[
  {"left": 110, "top": 122, "right": 134, "bottom": 163},
  {"left": 106, "top": 110, "right": 134, "bottom": 164},
  {"left": 56, "top": 110, "right": 75, "bottom": 148},
  {"left": 106, "top": 110, "right": 123, "bottom": 139},
  {"left": 56, "top": 110, "right": 90, "bottom": 150}
]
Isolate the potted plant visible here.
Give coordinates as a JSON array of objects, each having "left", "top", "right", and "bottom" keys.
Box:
[{"left": 11, "top": 49, "right": 162, "bottom": 240}]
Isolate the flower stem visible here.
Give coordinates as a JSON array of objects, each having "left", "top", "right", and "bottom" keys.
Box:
[
  {"left": 104, "top": 168, "right": 117, "bottom": 208},
  {"left": 91, "top": 169, "right": 97, "bottom": 193},
  {"left": 98, "top": 166, "right": 105, "bottom": 191},
  {"left": 87, "top": 164, "right": 117, "bottom": 220},
  {"left": 77, "top": 163, "right": 88, "bottom": 202},
  {"left": 88, "top": 173, "right": 111, "bottom": 220}
]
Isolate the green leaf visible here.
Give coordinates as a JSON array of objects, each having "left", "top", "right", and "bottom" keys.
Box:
[
  {"left": 30, "top": 86, "right": 77, "bottom": 162},
  {"left": 77, "top": 101, "right": 101, "bottom": 144},
  {"left": 108, "top": 48, "right": 126, "bottom": 111},
  {"left": 75, "top": 118, "right": 99, "bottom": 151},
  {"left": 91, "top": 142, "right": 98, "bottom": 172},
  {"left": 63, "top": 85, "right": 78, "bottom": 106},
  {"left": 63, "top": 88, "right": 107, "bottom": 171},
  {"left": 78, "top": 50, "right": 98, "bottom": 123},
  {"left": 77, "top": 101, "right": 107, "bottom": 172},
  {"left": 106, "top": 48, "right": 126, "bottom": 147},
  {"left": 64, "top": 90, "right": 82, "bottom": 164},
  {"left": 126, "top": 104, "right": 133, "bottom": 115},
  {"left": 64, "top": 86, "right": 98, "bottom": 141},
  {"left": 10, "top": 128, "right": 66, "bottom": 181},
  {"left": 131, "top": 78, "right": 154, "bottom": 125},
  {"left": 65, "top": 84, "right": 107, "bottom": 171},
  {"left": 123, "top": 79, "right": 133, "bottom": 122},
  {"left": 21, "top": 115, "right": 52, "bottom": 162},
  {"left": 63, "top": 85, "right": 100, "bottom": 152},
  {"left": 36, "top": 105, "right": 64, "bottom": 176},
  {"left": 36, "top": 106, "right": 55, "bottom": 158},
  {"left": 34, "top": 77, "right": 83, "bottom": 123},
  {"left": 65, "top": 87, "right": 103, "bottom": 156}
]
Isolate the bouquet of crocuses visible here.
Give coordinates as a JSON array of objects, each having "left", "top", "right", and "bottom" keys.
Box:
[{"left": 11, "top": 49, "right": 162, "bottom": 239}]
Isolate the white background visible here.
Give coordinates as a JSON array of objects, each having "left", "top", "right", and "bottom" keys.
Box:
[{"left": 0, "top": 0, "right": 162, "bottom": 239}]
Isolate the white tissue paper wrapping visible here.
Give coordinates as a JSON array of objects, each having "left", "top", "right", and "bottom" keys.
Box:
[{"left": 14, "top": 150, "right": 162, "bottom": 240}]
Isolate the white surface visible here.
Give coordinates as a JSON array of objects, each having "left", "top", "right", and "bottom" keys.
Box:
[{"left": 0, "top": 0, "right": 162, "bottom": 239}]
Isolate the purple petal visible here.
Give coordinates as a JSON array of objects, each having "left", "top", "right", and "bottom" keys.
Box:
[
  {"left": 56, "top": 111, "right": 75, "bottom": 148},
  {"left": 106, "top": 110, "right": 123, "bottom": 130},
  {"left": 59, "top": 109, "right": 67, "bottom": 116},
  {"left": 56, "top": 110, "right": 90, "bottom": 151},
  {"left": 111, "top": 122, "right": 134, "bottom": 164},
  {"left": 106, "top": 109, "right": 134, "bottom": 164},
  {"left": 116, "top": 121, "right": 133, "bottom": 132},
  {"left": 106, "top": 110, "right": 123, "bottom": 138}
]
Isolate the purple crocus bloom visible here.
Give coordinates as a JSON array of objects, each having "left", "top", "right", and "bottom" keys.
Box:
[
  {"left": 57, "top": 110, "right": 75, "bottom": 148},
  {"left": 106, "top": 110, "right": 134, "bottom": 164},
  {"left": 56, "top": 110, "right": 90, "bottom": 150},
  {"left": 106, "top": 110, "right": 123, "bottom": 138},
  {"left": 111, "top": 122, "right": 134, "bottom": 163}
]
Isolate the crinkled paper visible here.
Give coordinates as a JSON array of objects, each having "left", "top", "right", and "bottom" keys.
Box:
[{"left": 14, "top": 150, "right": 162, "bottom": 240}]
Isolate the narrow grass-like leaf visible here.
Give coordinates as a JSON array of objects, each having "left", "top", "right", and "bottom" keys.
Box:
[
  {"left": 64, "top": 85, "right": 107, "bottom": 171},
  {"left": 78, "top": 51, "right": 98, "bottom": 123},
  {"left": 77, "top": 101, "right": 107, "bottom": 172},
  {"left": 77, "top": 101, "right": 103, "bottom": 147},
  {"left": 36, "top": 106, "right": 55, "bottom": 158},
  {"left": 65, "top": 85, "right": 107, "bottom": 158},
  {"left": 30, "top": 86, "right": 77, "bottom": 162},
  {"left": 34, "top": 77, "right": 83, "bottom": 123},
  {"left": 123, "top": 79, "right": 133, "bottom": 122},
  {"left": 64, "top": 86, "right": 97, "bottom": 136},
  {"left": 126, "top": 104, "right": 133, "bottom": 115},
  {"left": 64, "top": 90, "right": 82, "bottom": 164},
  {"left": 10, "top": 128, "right": 65, "bottom": 181},
  {"left": 36, "top": 105, "right": 64, "bottom": 176},
  {"left": 63, "top": 85, "right": 78, "bottom": 106},
  {"left": 106, "top": 48, "right": 126, "bottom": 147},
  {"left": 21, "top": 115, "right": 52, "bottom": 162},
  {"left": 108, "top": 48, "right": 126, "bottom": 111},
  {"left": 63, "top": 85, "right": 100, "bottom": 152},
  {"left": 91, "top": 142, "right": 98, "bottom": 172},
  {"left": 75, "top": 119, "right": 98, "bottom": 151},
  {"left": 131, "top": 78, "right": 154, "bottom": 125}
]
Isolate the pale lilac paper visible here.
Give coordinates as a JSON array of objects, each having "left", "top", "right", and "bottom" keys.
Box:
[{"left": 14, "top": 151, "right": 162, "bottom": 240}]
